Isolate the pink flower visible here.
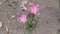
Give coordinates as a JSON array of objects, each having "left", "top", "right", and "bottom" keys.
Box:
[
  {"left": 29, "top": 4, "right": 39, "bottom": 15},
  {"left": 18, "top": 14, "right": 27, "bottom": 23}
]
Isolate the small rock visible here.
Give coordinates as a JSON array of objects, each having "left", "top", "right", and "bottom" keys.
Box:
[
  {"left": 22, "top": 6, "right": 27, "bottom": 11},
  {"left": 11, "top": 15, "right": 15, "bottom": 18},
  {"left": 20, "top": 4, "right": 27, "bottom": 11},
  {"left": 10, "top": 15, "right": 16, "bottom": 20},
  {"left": 0, "top": 22, "right": 2, "bottom": 28}
]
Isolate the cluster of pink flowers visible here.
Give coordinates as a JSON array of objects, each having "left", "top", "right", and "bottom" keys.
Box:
[{"left": 18, "top": 4, "right": 39, "bottom": 23}]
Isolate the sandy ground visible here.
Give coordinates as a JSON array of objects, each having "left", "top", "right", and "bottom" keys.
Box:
[{"left": 0, "top": 0, "right": 60, "bottom": 34}]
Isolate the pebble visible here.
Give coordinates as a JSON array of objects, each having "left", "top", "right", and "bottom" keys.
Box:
[
  {"left": 11, "top": 15, "right": 15, "bottom": 18},
  {"left": 20, "top": 4, "right": 27, "bottom": 11},
  {"left": 10, "top": 15, "right": 16, "bottom": 20},
  {"left": 20, "top": 0, "right": 28, "bottom": 11},
  {"left": 22, "top": 6, "right": 27, "bottom": 11},
  {"left": 0, "top": 22, "right": 2, "bottom": 28}
]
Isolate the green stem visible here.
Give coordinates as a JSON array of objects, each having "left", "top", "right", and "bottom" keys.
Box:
[{"left": 30, "top": 31, "right": 32, "bottom": 34}]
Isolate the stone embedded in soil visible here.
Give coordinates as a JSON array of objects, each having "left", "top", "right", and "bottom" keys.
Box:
[
  {"left": 10, "top": 15, "right": 16, "bottom": 20},
  {"left": 20, "top": 4, "right": 27, "bottom": 11},
  {"left": 0, "top": 22, "right": 2, "bottom": 28},
  {"left": 22, "top": 6, "right": 27, "bottom": 11}
]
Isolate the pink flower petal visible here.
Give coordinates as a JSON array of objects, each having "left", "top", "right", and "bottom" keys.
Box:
[
  {"left": 18, "top": 14, "right": 27, "bottom": 24},
  {"left": 29, "top": 4, "right": 39, "bottom": 15}
]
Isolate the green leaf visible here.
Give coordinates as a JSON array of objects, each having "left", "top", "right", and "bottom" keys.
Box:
[{"left": 25, "top": 22, "right": 36, "bottom": 31}]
